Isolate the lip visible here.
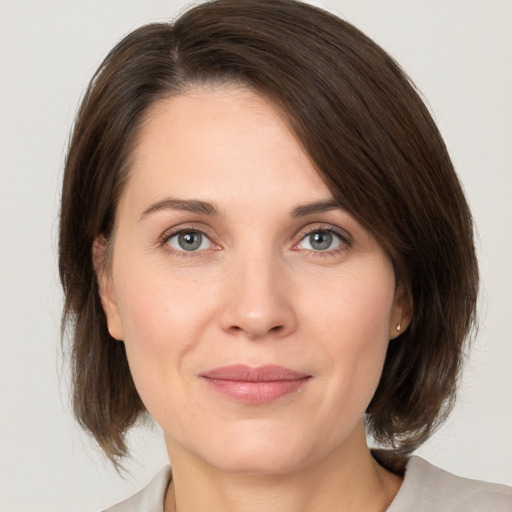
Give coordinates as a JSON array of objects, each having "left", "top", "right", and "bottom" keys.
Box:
[{"left": 200, "top": 364, "right": 312, "bottom": 404}]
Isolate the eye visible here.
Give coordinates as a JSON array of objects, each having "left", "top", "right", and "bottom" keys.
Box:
[
  {"left": 166, "top": 230, "right": 212, "bottom": 252},
  {"left": 297, "top": 229, "right": 345, "bottom": 252}
]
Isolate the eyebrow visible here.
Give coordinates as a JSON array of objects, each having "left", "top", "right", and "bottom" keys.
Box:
[
  {"left": 291, "top": 199, "right": 343, "bottom": 217},
  {"left": 139, "top": 197, "right": 343, "bottom": 220},
  {"left": 139, "top": 198, "right": 219, "bottom": 220}
]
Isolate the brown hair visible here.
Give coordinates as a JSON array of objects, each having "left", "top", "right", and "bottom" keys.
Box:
[{"left": 59, "top": 0, "right": 478, "bottom": 465}]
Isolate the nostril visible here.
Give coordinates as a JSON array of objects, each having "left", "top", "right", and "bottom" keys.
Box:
[
  {"left": 226, "top": 323, "right": 285, "bottom": 338},
  {"left": 219, "top": 292, "right": 297, "bottom": 339}
]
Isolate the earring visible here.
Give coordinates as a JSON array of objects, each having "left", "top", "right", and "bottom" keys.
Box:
[{"left": 396, "top": 321, "right": 401, "bottom": 332}]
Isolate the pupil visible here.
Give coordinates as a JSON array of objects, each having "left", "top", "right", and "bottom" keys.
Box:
[
  {"left": 178, "top": 232, "right": 202, "bottom": 251},
  {"left": 310, "top": 231, "right": 332, "bottom": 250}
]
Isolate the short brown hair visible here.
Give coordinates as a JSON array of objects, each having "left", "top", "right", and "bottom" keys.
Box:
[{"left": 59, "top": 0, "right": 478, "bottom": 465}]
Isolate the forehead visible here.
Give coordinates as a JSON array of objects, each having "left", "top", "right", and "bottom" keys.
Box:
[{"left": 121, "top": 85, "right": 333, "bottom": 213}]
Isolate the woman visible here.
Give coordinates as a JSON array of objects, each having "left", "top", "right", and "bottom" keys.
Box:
[{"left": 59, "top": 0, "right": 512, "bottom": 510}]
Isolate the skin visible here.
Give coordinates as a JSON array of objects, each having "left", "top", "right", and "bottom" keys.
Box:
[{"left": 97, "top": 86, "right": 411, "bottom": 512}]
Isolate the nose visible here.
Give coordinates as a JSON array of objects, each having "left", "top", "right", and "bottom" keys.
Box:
[{"left": 218, "top": 252, "right": 298, "bottom": 340}]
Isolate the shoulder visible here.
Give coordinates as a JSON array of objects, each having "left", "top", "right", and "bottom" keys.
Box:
[
  {"left": 101, "top": 465, "right": 172, "bottom": 512},
  {"left": 388, "top": 456, "right": 512, "bottom": 512}
]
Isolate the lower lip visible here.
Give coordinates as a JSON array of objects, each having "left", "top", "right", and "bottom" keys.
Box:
[{"left": 204, "top": 377, "right": 311, "bottom": 404}]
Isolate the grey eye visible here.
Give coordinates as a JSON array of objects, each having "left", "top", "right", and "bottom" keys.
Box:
[
  {"left": 178, "top": 232, "right": 202, "bottom": 251},
  {"left": 297, "top": 229, "right": 343, "bottom": 252},
  {"left": 309, "top": 231, "right": 333, "bottom": 250},
  {"left": 167, "top": 231, "right": 212, "bottom": 252}
]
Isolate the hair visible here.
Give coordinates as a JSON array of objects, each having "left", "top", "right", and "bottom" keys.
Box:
[{"left": 59, "top": 0, "right": 478, "bottom": 467}]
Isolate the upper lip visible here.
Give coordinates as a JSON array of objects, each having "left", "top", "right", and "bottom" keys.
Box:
[{"left": 201, "top": 364, "right": 310, "bottom": 382}]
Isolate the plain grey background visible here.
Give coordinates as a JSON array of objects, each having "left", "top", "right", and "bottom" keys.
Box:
[{"left": 1, "top": 1, "right": 511, "bottom": 510}]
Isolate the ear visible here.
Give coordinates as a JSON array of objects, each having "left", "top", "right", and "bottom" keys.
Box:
[
  {"left": 389, "top": 284, "right": 413, "bottom": 340},
  {"left": 92, "top": 236, "right": 124, "bottom": 341}
]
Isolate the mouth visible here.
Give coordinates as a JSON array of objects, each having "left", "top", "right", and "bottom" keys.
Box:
[{"left": 200, "top": 364, "right": 312, "bottom": 404}]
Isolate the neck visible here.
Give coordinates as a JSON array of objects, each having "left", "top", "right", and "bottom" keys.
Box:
[{"left": 164, "top": 424, "right": 402, "bottom": 512}]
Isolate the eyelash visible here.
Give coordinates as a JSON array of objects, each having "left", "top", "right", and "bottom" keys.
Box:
[
  {"left": 159, "top": 225, "right": 218, "bottom": 258},
  {"left": 293, "top": 226, "right": 351, "bottom": 256},
  {"left": 158, "top": 225, "right": 351, "bottom": 257}
]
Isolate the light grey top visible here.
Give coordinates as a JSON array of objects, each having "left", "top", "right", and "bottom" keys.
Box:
[
  {"left": 103, "top": 456, "right": 512, "bottom": 512},
  {"left": 103, "top": 465, "right": 172, "bottom": 512},
  {"left": 387, "top": 456, "right": 512, "bottom": 512}
]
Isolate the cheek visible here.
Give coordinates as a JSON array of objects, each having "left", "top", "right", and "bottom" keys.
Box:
[
  {"left": 112, "top": 267, "right": 216, "bottom": 407},
  {"left": 304, "top": 268, "right": 395, "bottom": 398},
  {"left": 116, "top": 261, "right": 214, "bottom": 347},
  {"left": 306, "top": 266, "right": 395, "bottom": 346}
]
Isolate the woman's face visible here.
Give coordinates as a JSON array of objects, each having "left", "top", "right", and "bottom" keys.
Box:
[{"left": 99, "top": 86, "right": 408, "bottom": 474}]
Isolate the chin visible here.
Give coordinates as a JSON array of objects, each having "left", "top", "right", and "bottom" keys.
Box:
[
  {"left": 208, "top": 446, "right": 307, "bottom": 475},
  {"left": 191, "top": 423, "right": 330, "bottom": 475}
]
